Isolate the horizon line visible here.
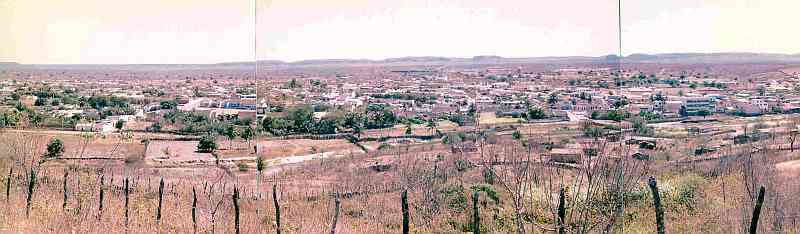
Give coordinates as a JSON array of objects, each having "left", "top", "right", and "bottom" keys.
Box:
[{"left": 3, "top": 51, "right": 800, "bottom": 66}]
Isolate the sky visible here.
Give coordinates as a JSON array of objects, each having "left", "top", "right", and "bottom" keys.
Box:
[{"left": 1, "top": 0, "right": 799, "bottom": 64}]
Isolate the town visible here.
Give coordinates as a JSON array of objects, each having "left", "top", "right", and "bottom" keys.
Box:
[{"left": 3, "top": 54, "right": 800, "bottom": 232}]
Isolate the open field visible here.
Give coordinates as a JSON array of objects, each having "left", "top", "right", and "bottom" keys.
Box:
[
  {"left": 479, "top": 112, "right": 521, "bottom": 125},
  {"left": 4, "top": 134, "right": 800, "bottom": 233},
  {"left": 145, "top": 140, "right": 214, "bottom": 166},
  {"left": 257, "top": 138, "right": 362, "bottom": 159},
  {"left": 0, "top": 131, "right": 145, "bottom": 161}
]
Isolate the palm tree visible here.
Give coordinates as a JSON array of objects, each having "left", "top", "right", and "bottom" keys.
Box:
[
  {"left": 224, "top": 125, "right": 239, "bottom": 149},
  {"left": 426, "top": 118, "right": 438, "bottom": 136},
  {"left": 241, "top": 126, "right": 254, "bottom": 148}
]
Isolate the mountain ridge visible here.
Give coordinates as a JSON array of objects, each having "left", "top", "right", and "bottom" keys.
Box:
[{"left": 4, "top": 52, "right": 800, "bottom": 68}]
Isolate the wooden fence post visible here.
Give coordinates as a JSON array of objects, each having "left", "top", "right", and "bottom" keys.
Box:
[
  {"left": 124, "top": 177, "right": 130, "bottom": 227},
  {"left": 192, "top": 186, "right": 197, "bottom": 233},
  {"left": 401, "top": 189, "right": 410, "bottom": 234},
  {"left": 273, "top": 184, "right": 281, "bottom": 234},
  {"left": 330, "top": 193, "right": 341, "bottom": 234},
  {"left": 648, "top": 177, "right": 665, "bottom": 234},
  {"left": 157, "top": 177, "right": 164, "bottom": 224},
  {"left": 98, "top": 175, "right": 105, "bottom": 220},
  {"left": 749, "top": 186, "right": 766, "bottom": 234},
  {"left": 233, "top": 187, "right": 240, "bottom": 234},
  {"left": 558, "top": 187, "right": 566, "bottom": 234},
  {"left": 25, "top": 169, "right": 36, "bottom": 218},
  {"left": 6, "top": 167, "right": 12, "bottom": 203},
  {"left": 62, "top": 170, "right": 68, "bottom": 210}
]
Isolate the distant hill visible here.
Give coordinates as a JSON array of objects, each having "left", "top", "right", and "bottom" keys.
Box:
[
  {"left": 383, "top": 56, "right": 453, "bottom": 63},
  {"left": 626, "top": 53, "right": 658, "bottom": 60},
  {"left": 472, "top": 56, "right": 504, "bottom": 63},
  {"left": 621, "top": 52, "right": 800, "bottom": 64},
  {"left": 268, "top": 53, "right": 800, "bottom": 67},
  {"left": 5, "top": 52, "right": 800, "bottom": 70},
  {"left": 217, "top": 60, "right": 286, "bottom": 66}
]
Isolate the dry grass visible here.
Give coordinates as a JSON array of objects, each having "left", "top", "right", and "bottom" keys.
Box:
[{"left": 3, "top": 129, "right": 800, "bottom": 233}]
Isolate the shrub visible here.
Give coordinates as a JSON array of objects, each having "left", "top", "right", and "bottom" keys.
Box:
[
  {"left": 44, "top": 138, "right": 65, "bottom": 159},
  {"left": 454, "top": 159, "right": 473, "bottom": 172},
  {"left": 197, "top": 135, "right": 217, "bottom": 153},
  {"left": 511, "top": 131, "right": 521, "bottom": 140},
  {"left": 237, "top": 161, "right": 249, "bottom": 171},
  {"left": 671, "top": 174, "right": 704, "bottom": 211},
  {"left": 440, "top": 184, "right": 468, "bottom": 212}
]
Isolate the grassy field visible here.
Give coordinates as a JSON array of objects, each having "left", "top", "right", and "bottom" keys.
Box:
[{"left": 479, "top": 112, "right": 521, "bottom": 125}]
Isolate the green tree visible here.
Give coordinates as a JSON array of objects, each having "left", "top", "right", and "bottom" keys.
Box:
[
  {"left": 312, "top": 117, "right": 338, "bottom": 134},
  {"left": 224, "top": 125, "right": 239, "bottom": 148},
  {"left": 468, "top": 104, "right": 476, "bottom": 117},
  {"left": 632, "top": 117, "right": 654, "bottom": 136},
  {"left": 115, "top": 119, "right": 125, "bottom": 131},
  {"left": 197, "top": 135, "right": 217, "bottom": 153},
  {"left": 70, "top": 114, "right": 82, "bottom": 123},
  {"left": 547, "top": 93, "right": 558, "bottom": 106},
  {"left": 160, "top": 100, "right": 178, "bottom": 110},
  {"left": 241, "top": 126, "right": 254, "bottom": 146},
  {"left": 352, "top": 124, "right": 363, "bottom": 138},
  {"left": 606, "top": 110, "right": 628, "bottom": 122},
  {"left": 364, "top": 104, "right": 398, "bottom": 129},
  {"left": 426, "top": 119, "right": 438, "bottom": 136},
  {"left": 512, "top": 130, "right": 522, "bottom": 140},
  {"left": 148, "top": 122, "right": 162, "bottom": 132},
  {"left": 34, "top": 98, "right": 46, "bottom": 106},
  {"left": 3, "top": 111, "right": 20, "bottom": 127},
  {"left": 44, "top": 138, "right": 65, "bottom": 159},
  {"left": 613, "top": 99, "right": 629, "bottom": 109},
  {"left": 288, "top": 79, "right": 299, "bottom": 88},
  {"left": 288, "top": 106, "right": 314, "bottom": 133},
  {"left": 29, "top": 111, "right": 44, "bottom": 127},
  {"left": 527, "top": 107, "right": 546, "bottom": 120}
]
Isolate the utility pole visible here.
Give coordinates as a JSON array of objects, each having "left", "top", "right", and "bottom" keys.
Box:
[{"left": 254, "top": 0, "right": 260, "bottom": 157}]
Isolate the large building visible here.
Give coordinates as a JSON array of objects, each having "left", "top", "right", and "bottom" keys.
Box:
[{"left": 681, "top": 97, "right": 714, "bottom": 115}]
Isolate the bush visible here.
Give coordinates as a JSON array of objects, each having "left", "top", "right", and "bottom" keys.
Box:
[
  {"left": 197, "top": 135, "right": 217, "bottom": 153},
  {"left": 527, "top": 107, "right": 547, "bottom": 120},
  {"left": 671, "top": 174, "right": 704, "bottom": 211},
  {"left": 377, "top": 143, "right": 391, "bottom": 151},
  {"left": 454, "top": 159, "right": 473, "bottom": 172},
  {"left": 44, "top": 138, "right": 65, "bottom": 158},
  {"left": 237, "top": 161, "right": 249, "bottom": 171},
  {"left": 440, "top": 184, "right": 468, "bottom": 212}
]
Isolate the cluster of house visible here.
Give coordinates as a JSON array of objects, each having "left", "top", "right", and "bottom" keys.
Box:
[
  {"left": 4, "top": 64, "right": 799, "bottom": 135},
  {"left": 251, "top": 65, "right": 800, "bottom": 123},
  {"left": 0, "top": 70, "right": 260, "bottom": 133}
]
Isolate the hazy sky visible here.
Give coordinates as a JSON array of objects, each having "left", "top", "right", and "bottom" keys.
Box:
[{"left": 1, "top": 0, "right": 799, "bottom": 64}]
